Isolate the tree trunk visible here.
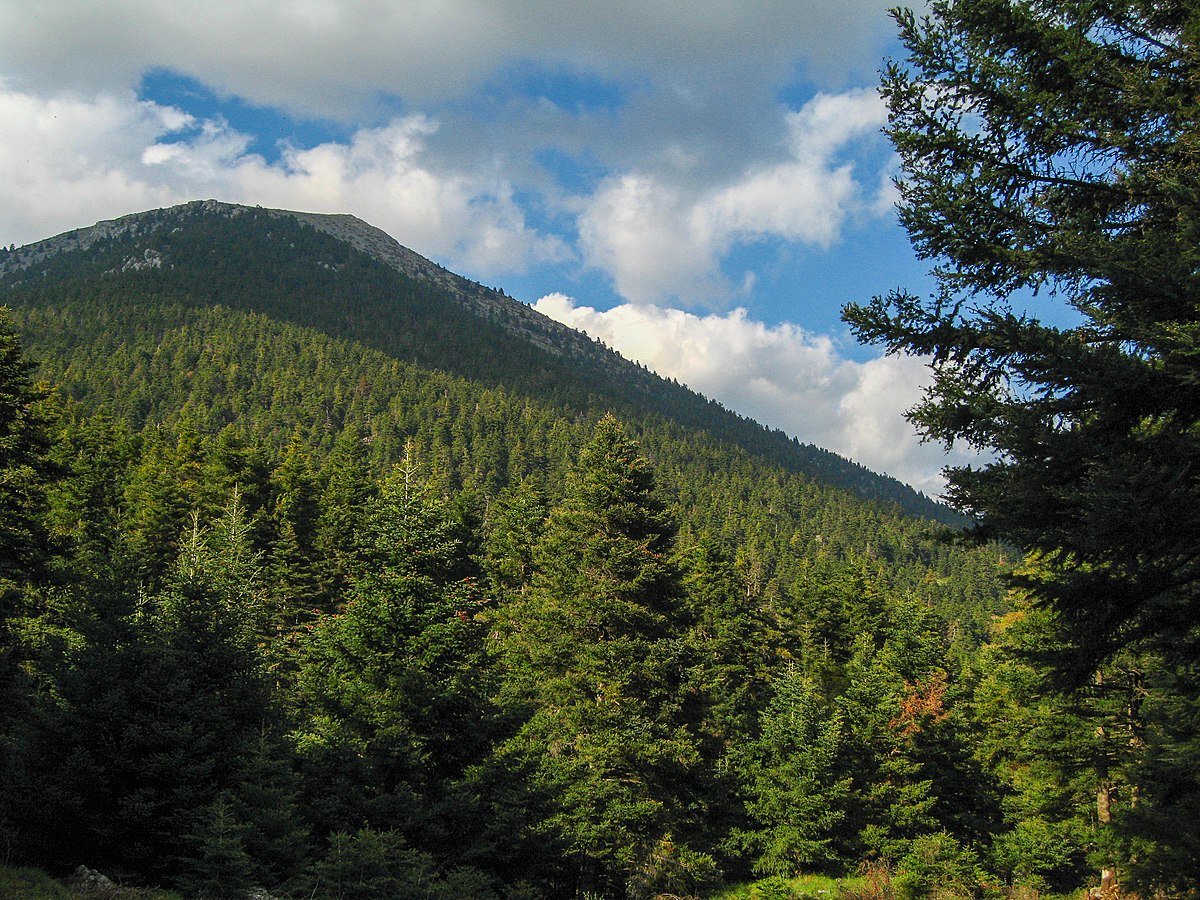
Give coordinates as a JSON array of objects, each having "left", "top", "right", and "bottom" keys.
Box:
[{"left": 1094, "top": 669, "right": 1119, "bottom": 897}]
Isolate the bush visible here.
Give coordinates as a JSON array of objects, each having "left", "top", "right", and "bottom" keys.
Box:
[
  {"left": 626, "top": 834, "right": 721, "bottom": 899},
  {"left": 306, "top": 828, "right": 497, "bottom": 900},
  {"left": 749, "top": 875, "right": 797, "bottom": 900},
  {"left": 894, "top": 833, "right": 981, "bottom": 900}
]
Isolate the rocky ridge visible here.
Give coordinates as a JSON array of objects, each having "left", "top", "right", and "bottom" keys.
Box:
[{"left": 1, "top": 200, "right": 602, "bottom": 365}]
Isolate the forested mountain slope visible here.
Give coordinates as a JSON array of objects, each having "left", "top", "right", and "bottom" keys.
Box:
[
  {"left": 0, "top": 201, "right": 1041, "bottom": 899},
  {"left": 0, "top": 201, "right": 1001, "bottom": 628},
  {"left": 0, "top": 200, "right": 953, "bottom": 522}
]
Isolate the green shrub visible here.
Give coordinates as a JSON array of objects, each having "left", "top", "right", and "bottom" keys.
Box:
[
  {"left": 895, "top": 833, "right": 981, "bottom": 900},
  {"left": 306, "top": 828, "right": 497, "bottom": 900}
]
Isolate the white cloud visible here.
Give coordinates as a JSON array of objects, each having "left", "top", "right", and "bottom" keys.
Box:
[
  {"left": 534, "top": 292, "right": 978, "bottom": 495},
  {"left": 576, "top": 89, "right": 890, "bottom": 306},
  {"left": 0, "top": 86, "right": 564, "bottom": 273},
  {"left": 0, "top": 5, "right": 903, "bottom": 297},
  {"left": 0, "top": 90, "right": 183, "bottom": 246}
]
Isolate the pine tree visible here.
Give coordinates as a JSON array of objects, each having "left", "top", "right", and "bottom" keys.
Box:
[
  {"left": 492, "top": 415, "right": 712, "bottom": 898},
  {"left": 731, "top": 668, "right": 851, "bottom": 876},
  {"left": 296, "top": 470, "right": 493, "bottom": 852}
]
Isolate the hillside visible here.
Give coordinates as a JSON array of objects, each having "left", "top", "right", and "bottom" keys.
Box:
[
  {"left": 0, "top": 201, "right": 1033, "bottom": 898},
  {"left": 0, "top": 200, "right": 954, "bottom": 523}
]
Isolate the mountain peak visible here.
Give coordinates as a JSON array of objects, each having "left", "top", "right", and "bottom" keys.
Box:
[
  {"left": 5, "top": 200, "right": 413, "bottom": 280},
  {"left": 3, "top": 199, "right": 586, "bottom": 358}
]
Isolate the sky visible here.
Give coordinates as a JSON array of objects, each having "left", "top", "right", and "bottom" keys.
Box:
[{"left": 0, "top": 0, "right": 983, "bottom": 496}]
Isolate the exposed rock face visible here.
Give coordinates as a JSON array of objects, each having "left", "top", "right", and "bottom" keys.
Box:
[
  {"left": 118, "top": 248, "right": 165, "bottom": 272},
  {"left": 0, "top": 199, "right": 234, "bottom": 274},
  {"left": 68, "top": 864, "right": 114, "bottom": 892}
]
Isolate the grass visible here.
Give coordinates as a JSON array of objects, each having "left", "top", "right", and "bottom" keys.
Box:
[
  {"left": 0, "top": 866, "right": 74, "bottom": 900},
  {"left": 710, "top": 871, "right": 1090, "bottom": 900},
  {"left": 710, "top": 872, "right": 868, "bottom": 900},
  {"left": 0, "top": 865, "right": 182, "bottom": 899}
]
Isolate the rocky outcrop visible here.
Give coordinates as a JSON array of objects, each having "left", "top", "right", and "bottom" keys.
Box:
[{"left": 67, "top": 865, "right": 114, "bottom": 892}]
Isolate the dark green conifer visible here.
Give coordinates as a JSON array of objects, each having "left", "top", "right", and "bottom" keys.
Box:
[
  {"left": 845, "top": 6, "right": 1200, "bottom": 883},
  {"left": 478, "top": 477, "right": 547, "bottom": 597},
  {"left": 493, "top": 415, "right": 713, "bottom": 898},
  {"left": 314, "top": 424, "right": 376, "bottom": 601},
  {"left": 267, "top": 438, "right": 325, "bottom": 632},
  {"left": 0, "top": 307, "right": 56, "bottom": 597},
  {"left": 296, "top": 469, "right": 493, "bottom": 851},
  {"left": 0, "top": 308, "right": 58, "bottom": 858},
  {"left": 731, "top": 668, "right": 851, "bottom": 876}
]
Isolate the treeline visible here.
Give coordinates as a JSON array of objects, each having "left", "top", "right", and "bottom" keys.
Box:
[{"left": 0, "top": 305, "right": 1155, "bottom": 898}]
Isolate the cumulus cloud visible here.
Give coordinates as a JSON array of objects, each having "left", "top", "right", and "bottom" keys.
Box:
[
  {"left": 576, "top": 89, "right": 890, "bottom": 306},
  {"left": 1, "top": 5, "right": 904, "bottom": 300},
  {"left": 0, "top": 89, "right": 186, "bottom": 245},
  {"left": 0, "top": 86, "right": 564, "bottom": 272},
  {"left": 534, "top": 292, "right": 977, "bottom": 495}
]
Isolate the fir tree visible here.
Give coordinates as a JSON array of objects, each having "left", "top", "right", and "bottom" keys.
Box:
[
  {"left": 731, "top": 668, "right": 851, "bottom": 876},
  {"left": 493, "top": 415, "right": 712, "bottom": 898},
  {"left": 0, "top": 307, "right": 56, "bottom": 595},
  {"left": 478, "top": 476, "right": 547, "bottom": 597},
  {"left": 266, "top": 438, "right": 325, "bottom": 634},
  {"left": 296, "top": 469, "right": 494, "bottom": 854},
  {"left": 0, "top": 308, "right": 58, "bottom": 857},
  {"left": 844, "top": 8, "right": 1200, "bottom": 883}
]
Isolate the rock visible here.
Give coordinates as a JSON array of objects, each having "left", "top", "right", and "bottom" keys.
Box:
[{"left": 69, "top": 864, "right": 114, "bottom": 891}]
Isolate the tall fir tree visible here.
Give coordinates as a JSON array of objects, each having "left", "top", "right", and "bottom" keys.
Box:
[
  {"left": 492, "top": 415, "right": 714, "bottom": 898},
  {"left": 730, "top": 668, "right": 851, "bottom": 876},
  {"left": 843, "top": 5, "right": 1200, "bottom": 884},
  {"left": 296, "top": 469, "right": 495, "bottom": 862},
  {"left": 0, "top": 308, "right": 56, "bottom": 594},
  {"left": 314, "top": 424, "right": 377, "bottom": 603},
  {"left": 266, "top": 437, "right": 326, "bottom": 639},
  {"left": 0, "top": 308, "right": 58, "bottom": 856}
]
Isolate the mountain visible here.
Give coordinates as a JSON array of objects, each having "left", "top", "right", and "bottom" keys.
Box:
[
  {"left": 0, "top": 200, "right": 1021, "bottom": 897},
  {"left": 0, "top": 199, "right": 954, "bottom": 523}
]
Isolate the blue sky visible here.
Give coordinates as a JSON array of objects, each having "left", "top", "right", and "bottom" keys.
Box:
[{"left": 0, "top": 0, "right": 991, "bottom": 493}]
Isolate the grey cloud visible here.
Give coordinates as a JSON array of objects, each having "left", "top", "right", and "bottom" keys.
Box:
[{"left": 1, "top": 0, "right": 895, "bottom": 117}]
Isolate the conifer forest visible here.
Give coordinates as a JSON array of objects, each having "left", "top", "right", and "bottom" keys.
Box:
[{"left": 1, "top": 1, "right": 1198, "bottom": 898}]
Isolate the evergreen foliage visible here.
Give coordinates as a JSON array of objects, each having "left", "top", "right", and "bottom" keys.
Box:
[
  {"left": 844, "top": 0, "right": 1200, "bottom": 889},
  {"left": 295, "top": 472, "right": 493, "bottom": 853},
  {"left": 0, "top": 307, "right": 56, "bottom": 593},
  {"left": 847, "top": 0, "right": 1200, "bottom": 678},
  {"left": 732, "top": 669, "right": 850, "bottom": 875},
  {"left": 10, "top": 195, "right": 1181, "bottom": 895},
  {"left": 492, "top": 417, "right": 713, "bottom": 897}
]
